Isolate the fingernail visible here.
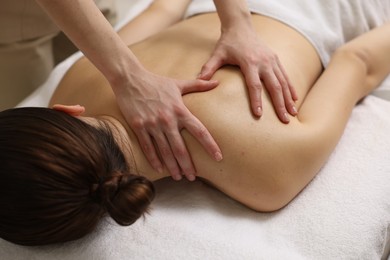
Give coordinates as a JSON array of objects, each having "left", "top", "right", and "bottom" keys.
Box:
[
  {"left": 157, "top": 166, "right": 163, "bottom": 174},
  {"left": 292, "top": 106, "right": 297, "bottom": 115},
  {"left": 284, "top": 112, "right": 290, "bottom": 122},
  {"left": 214, "top": 152, "right": 223, "bottom": 161},
  {"left": 188, "top": 174, "right": 196, "bottom": 182},
  {"left": 174, "top": 174, "right": 182, "bottom": 181},
  {"left": 257, "top": 107, "right": 262, "bottom": 117}
]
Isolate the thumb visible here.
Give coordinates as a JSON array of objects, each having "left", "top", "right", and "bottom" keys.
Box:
[
  {"left": 178, "top": 79, "right": 219, "bottom": 95},
  {"left": 198, "top": 55, "right": 224, "bottom": 80}
]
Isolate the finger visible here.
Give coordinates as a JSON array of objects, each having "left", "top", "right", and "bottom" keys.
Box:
[
  {"left": 182, "top": 112, "right": 223, "bottom": 163},
  {"left": 289, "top": 82, "right": 299, "bottom": 102},
  {"left": 276, "top": 58, "right": 298, "bottom": 101},
  {"left": 164, "top": 129, "right": 196, "bottom": 181},
  {"left": 273, "top": 65, "right": 298, "bottom": 116},
  {"left": 242, "top": 66, "right": 263, "bottom": 117},
  {"left": 198, "top": 55, "right": 225, "bottom": 80},
  {"left": 150, "top": 129, "right": 182, "bottom": 181},
  {"left": 178, "top": 79, "right": 219, "bottom": 95},
  {"left": 261, "top": 70, "right": 290, "bottom": 123},
  {"left": 134, "top": 128, "right": 164, "bottom": 175}
]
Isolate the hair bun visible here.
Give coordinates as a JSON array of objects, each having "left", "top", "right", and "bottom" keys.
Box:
[{"left": 94, "top": 172, "right": 155, "bottom": 226}]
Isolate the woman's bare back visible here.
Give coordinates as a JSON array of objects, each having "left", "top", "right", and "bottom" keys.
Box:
[{"left": 52, "top": 13, "right": 353, "bottom": 211}]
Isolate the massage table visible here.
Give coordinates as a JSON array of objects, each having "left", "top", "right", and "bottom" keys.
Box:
[{"left": 2, "top": 1, "right": 389, "bottom": 259}]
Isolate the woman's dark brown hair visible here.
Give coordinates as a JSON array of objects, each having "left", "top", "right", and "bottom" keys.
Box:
[{"left": 0, "top": 107, "right": 155, "bottom": 246}]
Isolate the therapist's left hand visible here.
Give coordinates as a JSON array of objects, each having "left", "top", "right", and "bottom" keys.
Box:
[{"left": 198, "top": 26, "right": 298, "bottom": 123}]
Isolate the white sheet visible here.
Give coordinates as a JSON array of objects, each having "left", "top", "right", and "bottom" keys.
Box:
[{"left": 5, "top": 1, "right": 390, "bottom": 259}]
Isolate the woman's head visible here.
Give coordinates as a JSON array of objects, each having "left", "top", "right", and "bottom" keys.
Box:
[{"left": 0, "top": 107, "right": 155, "bottom": 246}]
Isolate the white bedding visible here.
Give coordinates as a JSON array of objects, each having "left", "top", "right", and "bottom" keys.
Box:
[{"left": 3, "top": 1, "right": 390, "bottom": 259}]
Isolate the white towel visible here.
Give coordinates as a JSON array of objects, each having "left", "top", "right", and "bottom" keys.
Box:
[{"left": 9, "top": 94, "right": 390, "bottom": 260}]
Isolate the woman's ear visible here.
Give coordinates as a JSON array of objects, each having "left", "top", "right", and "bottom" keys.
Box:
[{"left": 52, "top": 104, "right": 85, "bottom": 116}]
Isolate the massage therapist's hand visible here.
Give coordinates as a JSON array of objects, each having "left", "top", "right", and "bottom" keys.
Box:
[
  {"left": 203, "top": 0, "right": 298, "bottom": 123},
  {"left": 114, "top": 69, "right": 222, "bottom": 181},
  {"left": 199, "top": 27, "right": 298, "bottom": 123},
  {"left": 35, "top": 0, "right": 222, "bottom": 181}
]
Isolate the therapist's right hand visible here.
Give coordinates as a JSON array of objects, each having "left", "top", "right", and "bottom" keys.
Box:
[{"left": 114, "top": 69, "right": 222, "bottom": 182}]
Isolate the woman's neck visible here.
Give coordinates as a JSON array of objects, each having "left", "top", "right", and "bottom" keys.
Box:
[{"left": 101, "top": 116, "right": 170, "bottom": 181}]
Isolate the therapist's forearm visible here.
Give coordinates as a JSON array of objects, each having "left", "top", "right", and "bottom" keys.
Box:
[
  {"left": 212, "top": 0, "right": 254, "bottom": 32},
  {"left": 35, "top": 0, "right": 143, "bottom": 87}
]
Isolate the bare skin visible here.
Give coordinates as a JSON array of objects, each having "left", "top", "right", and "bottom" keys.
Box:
[
  {"left": 50, "top": 13, "right": 390, "bottom": 211},
  {"left": 37, "top": 0, "right": 297, "bottom": 181}
]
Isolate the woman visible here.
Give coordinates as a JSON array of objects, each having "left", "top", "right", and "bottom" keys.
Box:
[{"left": 0, "top": 0, "right": 389, "bottom": 246}]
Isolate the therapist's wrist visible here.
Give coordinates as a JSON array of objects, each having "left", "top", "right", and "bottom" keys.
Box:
[
  {"left": 106, "top": 53, "right": 147, "bottom": 94},
  {"left": 221, "top": 18, "right": 254, "bottom": 36},
  {"left": 220, "top": 20, "right": 255, "bottom": 39},
  {"left": 219, "top": 8, "right": 253, "bottom": 32}
]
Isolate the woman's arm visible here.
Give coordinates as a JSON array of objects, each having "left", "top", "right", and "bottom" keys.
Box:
[
  {"left": 35, "top": 0, "right": 222, "bottom": 182},
  {"left": 117, "top": 0, "right": 192, "bottom": 45},
  {"left": 299, "top": 22, "right": 390, "bottom": 128},
  {"left": 336, "top": 22, "right": 390, "bottom": 95},
  {"left": 238, "top": 22, "right": 390, "bottom": 211}
]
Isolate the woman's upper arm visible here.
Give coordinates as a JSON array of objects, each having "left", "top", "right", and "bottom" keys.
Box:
[
  {"left": 335, "top": 23, "right": 390, "bottom": 90},
  {"left": 117, "top": 0, "right": 192, "bottom": 45},
  {"left": 151, "top": 0, "right": 192, "bottom": 21}
]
